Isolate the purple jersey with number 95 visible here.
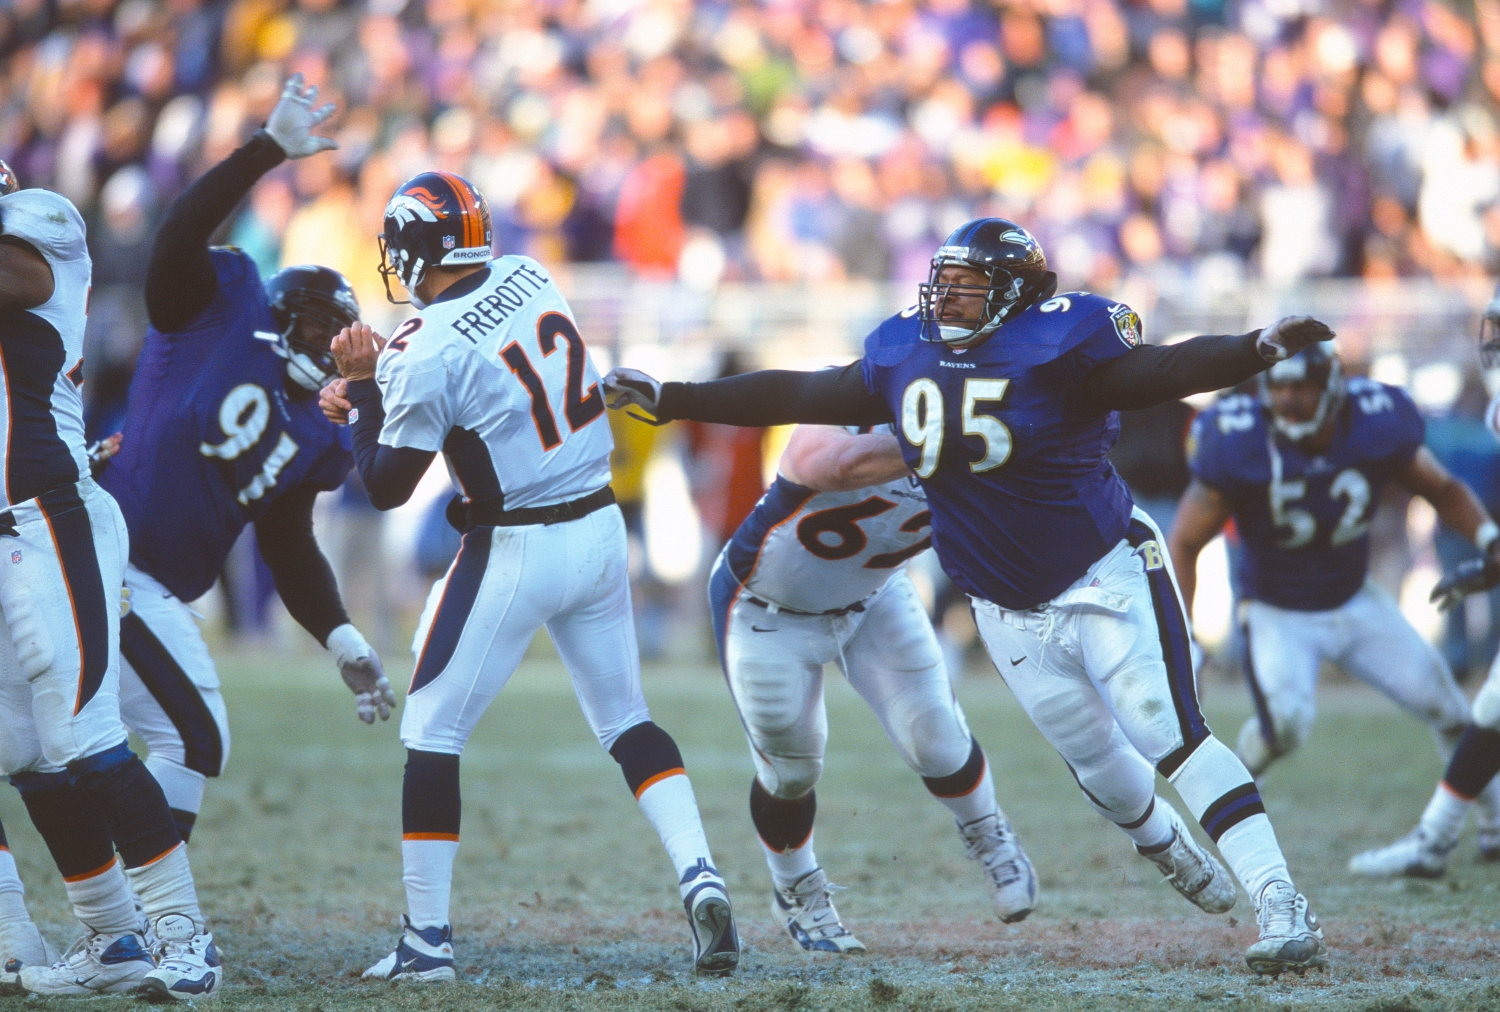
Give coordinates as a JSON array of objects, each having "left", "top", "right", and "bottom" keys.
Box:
[{"left": 860, "top": 291, "right": 1143, "bottom": 610}]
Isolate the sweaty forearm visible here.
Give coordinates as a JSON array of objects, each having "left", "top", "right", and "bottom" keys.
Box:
[
  {"left": 1082, "top": 332, "right": 1267, "bottom": 411},
  {"left": 1432, "top": 478, "right": 1491, "bottom": 544},
  {"left": 345, "top": 379, "right": 434, "bottom": 510},
  {"left": 146, "top": 132, "right": 286, "bottom": 331},
  {"left": 254, "top": 487, "right": 349, "bottom": 646},
  {"left": 655, "top": 362, "right": 891, "bottom": 427}
]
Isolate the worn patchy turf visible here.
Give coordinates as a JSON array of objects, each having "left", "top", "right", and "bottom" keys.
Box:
[{"left": 3, "top": 644, "right": 1498, "bottom": 1010}]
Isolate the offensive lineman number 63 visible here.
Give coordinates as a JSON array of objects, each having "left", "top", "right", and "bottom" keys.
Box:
[{"left": 901, "top": 378, "right": 1012, "bottom": 478}]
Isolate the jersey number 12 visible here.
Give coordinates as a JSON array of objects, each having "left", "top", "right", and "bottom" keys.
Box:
[{"left": 500, "top": 313, "right": 605, "bottom": 451}]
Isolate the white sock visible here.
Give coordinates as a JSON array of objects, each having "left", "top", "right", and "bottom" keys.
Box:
[
  {"left": 1216, "top": 814, "right": 1290, "bottom": 903},
  {"left": 761, "top": 834, "right": 818, "bottom": 889},
  {"left": 1117, "top": 796, "right": 1176, "bottom": 851},
  {"left": 0, "top": 851, "right": 27, "bottom": 927},
  {"left": 402, "top": 838, "right": 459, "bottom": 930},
  {"left": 124, "top": 844, "right": 203, "bottom": 932},
  {"left": 635, "top": 773, "right": 713, "bottom": 882},
  {"left": 933, "top": 762, "right": 999, "bottom": 826},
  {"left": 1419, "top": 783, "right": 1470, "bottom": 846},
  {"left": 66, "top": 858, "right": 139, "bottom": 936}
]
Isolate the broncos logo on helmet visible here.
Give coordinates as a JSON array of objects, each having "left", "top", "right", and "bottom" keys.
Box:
[{"left": 378, "top": 171, "right": 492, "bottom": 306}]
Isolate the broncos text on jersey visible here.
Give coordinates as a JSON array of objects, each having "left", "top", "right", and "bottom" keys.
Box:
[
  {"left": 860, "top": 292, "right": 1139, "bottom": 609},
  {"left": 1189, "top": 378, "right": 1424, "bottom": 611},
  {"left": 101, "top": 249, "right": 353, "bottom": 602},
  {"left": 373, "top": 255, "right": 613, "bottom": 511}
]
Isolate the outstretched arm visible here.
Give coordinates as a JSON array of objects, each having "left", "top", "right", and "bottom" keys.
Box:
[
  {"left": 1398, "top": 447, "right": 1497, "bottom": 551},
  {"left": 608, "top": 361, "right": 891, "bottom": 427},
  {"left": 1082, "top": 317, "right": 1335, "bottom": 411},
  {"left": 254, "top": 483, "right": 349, "bottom": 646},
  {"left": 779, "top": 425, "right": 909, "bottom": 492},
  {"left": 146, "top": 74, "right": 336, "bottom": 331},
  {"left": 1167, "top": 480, "right": 1234, "bottom": 615}
]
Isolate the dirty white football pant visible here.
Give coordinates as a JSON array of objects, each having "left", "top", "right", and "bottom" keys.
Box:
[
  {"left": 1239, "top": 582, "right": 1500, "bottom": 825},
  {"left": 116, "top": 563, "right": 230, "bottom": 823},
  {"left": 0, "top": 479, "right": 129, "bottom": 775},
  {"left": 709, "top": 563, "right": 973, "bottom": 798},
  {"left": 401, "top": 504, "right": 651, "bottom": 753},
  {"left": 971, "top": 509, "right": 1292, "bottom": 901}
]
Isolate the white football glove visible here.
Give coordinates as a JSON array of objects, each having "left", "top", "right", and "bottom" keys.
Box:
[
  {"left": 263, "top": 74, "right": 338, "bottom": 159},
  {"left": 1256, "top": 316, "right": 1335, "bottom": 362},
  {"left": 327, "top": 624, "right": 395, "bottom": 724},
  {"left": 603, "top": 367, "right": 663, "bottom": 414}
]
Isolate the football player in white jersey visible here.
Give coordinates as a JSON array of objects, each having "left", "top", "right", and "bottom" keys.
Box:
[
  {"left": 1350, "top": 286, "right": 1500, "bottom": 877},
  {"left": 711, "top": 421, "right": 1037, "bottom": 952},
  {"left": 321, "top": 171, "right": 739, "bottom": 980},
  {"left": 0, "top": 166, "right": 220, "bottom": 999}
]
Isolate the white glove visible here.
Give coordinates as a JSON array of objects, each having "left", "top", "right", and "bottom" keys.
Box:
[
  {"left": 263, "top": 73, "right": 338, "bottom": 159},
  {"left": 603, "top": 367, "right": 663, "bottom": 414},
  {"left": 1256, "top": 316, "right": 1335, "bottom": 362},
  {"left": 327, "top": 623, "right": 395, "bottom": 724}
]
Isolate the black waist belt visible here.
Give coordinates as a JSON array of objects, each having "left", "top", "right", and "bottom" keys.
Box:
[
  {"left": 465, "top": 487, "right": 616, "bottom": 528},
  {"left": 744, "top": 593, "right": 866, "bottom": 618}
]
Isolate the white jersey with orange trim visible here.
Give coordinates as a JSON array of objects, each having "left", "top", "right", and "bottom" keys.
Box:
[
  {"left": 0, "top": 188, "right": 92, "bottom": 509},
  {"left": 721, "top": 438, "right": 930, "bottom": 613},
  {"left": 372, "top": 255, "right": 613, "bottom": 510}
]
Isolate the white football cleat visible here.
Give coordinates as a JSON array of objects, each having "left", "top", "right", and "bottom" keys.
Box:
[
  {"left": 1245, "top": 880, "right": 1326, "bottom": 976},
  {"left": 771, "top": 868, "right": 866, "bottom": 954},
  {"left": 1136, "top": 815, "right": 1237, "bottom": 914},
  {"left": 680, "top": 860, "right": 740, "bottom": 976},
  {"left": 0, "top": 916, "right": 59, "bottom": 973},
  {"left": 362, "top": 916, "right": 456, "bottom": 983},
  {"left": 136, "top": 914, "right": 222, "bottom": 1003},
  {"left": 0, "top": 930, "right": 153, "bottom": 996},
  {"left": 1348, "top": 826, "right": 1453, "bottom": 878},
  {"left": 959, "top": 813, "right": 1038, "bottom": 923}
]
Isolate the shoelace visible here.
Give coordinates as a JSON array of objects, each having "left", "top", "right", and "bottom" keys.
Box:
[
  {"left": 787, "top": 879, "right": 850, "bottom": 940},
  {"left": 46, "top": 934, "right": 94, "bottom": 972},
  {"left": 1158, "top": 833, "right": 1213, "bottom": 893},
  {"left": 1257, "top": 885, "right": 1297, "bottom": 937},
  {"left": 963, "top": 822, "right": 1027, "bottom": 888}
]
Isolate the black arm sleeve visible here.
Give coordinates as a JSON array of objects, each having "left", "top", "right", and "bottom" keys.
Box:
[
  {"left": 254, "top": 484, "right": 348, "bottom": 647},
  {"left": 345, "top": 378, "right": 436, "bottom": 510},
  {"left": 655, "top": 361, "right": 891, "bottom": 427},
  {"left": 1081, "top": 331, "right": 1268, "bottom": 411},
  {"left": 145, "top": 132, "right": 286, "bottom": 332}
]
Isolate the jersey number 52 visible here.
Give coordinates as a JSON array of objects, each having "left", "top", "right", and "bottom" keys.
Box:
[{"left": 499, "top": 313, "right": 605, "bottom": 451}]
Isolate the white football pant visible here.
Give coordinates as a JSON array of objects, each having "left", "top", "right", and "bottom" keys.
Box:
[
  {"left": 712, "top": 564, "right": 972, "bottom": 799},
  {"left": 402, "top": 504, "right": 651, "bottom": 754},
  {"left": 0, "top": 479, "right": 129, "bottom": 775},
  {"left": 971, "top": 510, "right": 1230, "bottom": 829},
  {"left": 116, "top": 563, "right": 230, "bottom": 817}
]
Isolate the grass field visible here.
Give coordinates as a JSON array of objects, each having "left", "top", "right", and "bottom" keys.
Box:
[{"left": 3, "top": 642, "right": 1500, "bottom": 1011}]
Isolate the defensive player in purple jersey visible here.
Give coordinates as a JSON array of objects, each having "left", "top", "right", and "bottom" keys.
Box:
[
  {"left": 1349, "top": 285, "right": 1500, "bottom": 878},
  {"left": 1170, "top": 343, "right": 1500, "bottom": 854},
  {"left": 606, "top": 219, "right": 1334, "bottom": 975}
]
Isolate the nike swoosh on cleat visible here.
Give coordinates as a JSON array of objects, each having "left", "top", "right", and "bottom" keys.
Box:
[
  {"left": 751, "top": 626, "right": 776, "bottom": 632},
  {"left": 1010, "top": 656, "right": 1026, "bottom": 666}
]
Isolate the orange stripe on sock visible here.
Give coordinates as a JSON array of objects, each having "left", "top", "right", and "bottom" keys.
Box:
[
  {"left": 403, "top": 832, "right": 460, "bottom": 842},
  {"left": 1439, "top": 780, "right": 1477, "bottom": 802},
  {"left": 133, "top": 843, "right": 183, "bottom": 869},
  {"left": 634, "top": 768, "right": 685, "bottom": 799},
  {"left": 63, "top": 857, "right": 117, "bottom": 883},
  {"left": 758, "top": 829, "right": 813, "bottom": 853}
]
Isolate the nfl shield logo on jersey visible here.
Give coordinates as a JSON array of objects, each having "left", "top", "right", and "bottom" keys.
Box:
[
  {"left": 9, "top": 551, "right": 18, "bottom": 564},
  {"left": 1109, "top": 304, "right": 1142, "bottom": 348}
]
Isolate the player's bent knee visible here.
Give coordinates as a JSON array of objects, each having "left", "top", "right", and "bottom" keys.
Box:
[
  {"left": 609, "top": 721, "right": 686, "bottom": 799},
  {"left": 921, "top": 737, "right": 985, "bottom": 797},
  {"left": 760, "top": 757, "right": 821, "bottom": 800},
  {"left": 1473, "top": 677, "right": 1500, "bottom": 730}
]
